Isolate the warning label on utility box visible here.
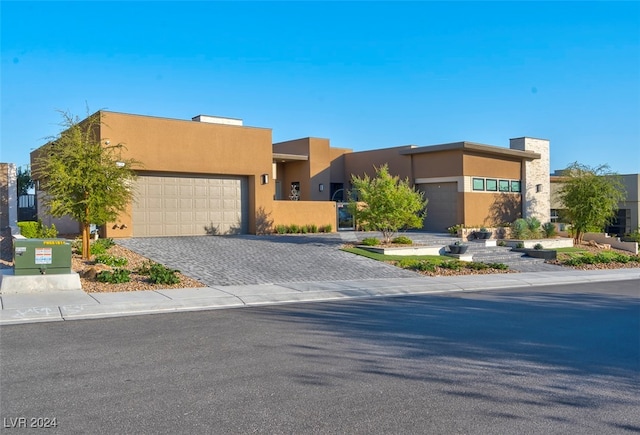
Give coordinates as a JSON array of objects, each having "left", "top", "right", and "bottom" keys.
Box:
[{"left": 35, "top": 248, "right": 53, "bottom": 264}]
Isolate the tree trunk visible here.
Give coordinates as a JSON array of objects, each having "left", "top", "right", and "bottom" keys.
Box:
[{"left": 82, "top": 222, "right": 91, "bottom": 259}]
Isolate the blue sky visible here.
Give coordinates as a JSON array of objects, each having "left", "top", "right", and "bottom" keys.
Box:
[{"left": 2, "top": 1, "right": 639, "bottom": 174}]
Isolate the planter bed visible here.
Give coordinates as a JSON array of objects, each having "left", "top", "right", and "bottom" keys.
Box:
[
  {"left": 512, "top": 248, "right": 557, "bottom": 260},
  {"left": 358, "top": 245, "right": 445, "bottom": 256}
]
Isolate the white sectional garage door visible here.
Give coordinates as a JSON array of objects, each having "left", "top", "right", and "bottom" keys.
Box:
[
  {"left": 418, "top": 182, "right": 458, "bottom": 232},
  {"left": 132, "top": 174, "right": 248, "bottom": 237}
]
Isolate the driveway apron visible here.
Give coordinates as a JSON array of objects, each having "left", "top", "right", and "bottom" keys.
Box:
[{"left": 117, "top": 234, "right": 418, "bottom": 286}]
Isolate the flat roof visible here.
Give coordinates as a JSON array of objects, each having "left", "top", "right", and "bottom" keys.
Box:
[
  {"left": 272, "top": 153, "right": 308, "bottom": 162},
  {"left": 399, "top": 141, "right": 541, "bottom": 160}
]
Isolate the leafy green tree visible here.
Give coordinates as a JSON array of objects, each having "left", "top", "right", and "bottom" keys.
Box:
[
  {"left": 558, "top": 162, "right": 626, "bottom": 243},
  {"left": 348, "top": 164, "right": 427, "bottom": 243},
  {"left": 33, "top": 110, "right": 139, "bottom": 259},
  {"left": 17, "top": 165, "right": 34, "bottom": 195}
]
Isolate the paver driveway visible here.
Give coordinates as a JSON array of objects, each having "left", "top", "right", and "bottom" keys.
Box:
[{"left": 117, "top": 233, "right": 419, "bottom": 286}]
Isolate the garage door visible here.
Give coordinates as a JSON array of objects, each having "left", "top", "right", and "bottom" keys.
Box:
[
  {"left": 133, "top": 174, "right": 248, "bottom": 237},
  {"left": 418, "top": 182, "right": 458, "bottom": 232}
]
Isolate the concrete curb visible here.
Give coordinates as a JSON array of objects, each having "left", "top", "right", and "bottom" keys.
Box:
[{"left": 1, "top": 269, "right": 639, "bottom": 325}]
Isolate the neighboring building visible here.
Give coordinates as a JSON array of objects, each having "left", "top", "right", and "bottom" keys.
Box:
[
  {"left": 0, "top": 163, "right": 18, "bottom": 233},
  {"left": 551, "top": 171, "right": 640, "bottom": 236},
  {"left": 31, "top": 110, "right": 551, "bottom": 237}
]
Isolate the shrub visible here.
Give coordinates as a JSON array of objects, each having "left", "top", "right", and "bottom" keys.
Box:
[
  {"left": 447, "top": 224, "right": 462, "bottom": 236},
  {"left": 623, "top": 229, "right": 640, "bottom": 242},
  {"left": 275, "top": 225, "right": 287, "bottom": 234},
  {"left": 17, "top": 220, "right": 58, "bottom": 239},
  {"left": 516, "top": 242, "right": 524, "bottom": 249},
  {"left": 147, "top": 263, "right": 180, "bottom": 285},
  {"left": 562, "top": 256, "right": 584, "bottom": 266},
  {"left": 288, "top": 224, "right": 300, "bottom": 234},
  {"left": 487, "top": 262, "right": 509, "bottom": 270},
  {"left": 308, "top": 224, "right": 318, "bottom": 233},
  {"left": 300, "top": 225, "right": 308, "bottom": 234},
  {"left": 439, "top": 261, "right": 462, "bottom": 271},
  {"left": 321, "top": 224, "right": 332, "bottom": 233},
  {"left": 526, "top": 217, "right": 542, "bottom": 237},
  {"left": 135, "top": 261, "right": 154, "bottom": 275},
  {"left": 96, "top": 268, "right": 131, "bottom": 284},
  {"left": 511, "top": 219, "right": 529, "bottom": 240},
  {"left": 361, "top": 237, "right": 380, "bottom": 246},
  {"left": 94, "top": 254, "right": 128, "bottom": 267},
  {"left": 398, "top": 259, "right": 436, "bottom": 272},
  {"left": 533, "top": 243, "right": 544, "bottom": 250},
  {"left": 542, "top": 222, "right": 557, "bottom": 238},
  {"left": 497, "top": 240, "right": 506, "bottom": 247},
  {"left": 465, "top": 262, "right": 488, "bottom": 270},
  {"left": 89, "top": 238, "right": 115, "bottom": 256},
  {"left": 392, "top": 236, "right": 413, "bottom": 245}
]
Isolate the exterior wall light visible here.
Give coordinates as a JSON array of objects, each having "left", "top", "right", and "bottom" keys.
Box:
[
  {"left": 536, "top": 184, "right": 543, "bottom": 193},
  {"left": 261, "top": 174, "right": 269, "bottom": 185},
  {"left": 319, "top": 183, "right": 324, "bottom": 192}
]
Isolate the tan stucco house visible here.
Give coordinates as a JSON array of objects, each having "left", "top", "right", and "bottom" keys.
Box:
[{"left": 31, "top": 110, "right": 551, "bottom": 237}]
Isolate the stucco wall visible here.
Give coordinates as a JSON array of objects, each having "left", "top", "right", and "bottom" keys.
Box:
[{"left": 271, "top": 200, "right": 336, "bottom": 231}]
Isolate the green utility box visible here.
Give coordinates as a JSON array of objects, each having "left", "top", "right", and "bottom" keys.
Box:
[{"left": 13, "top": 238, "right": 73, "bottom": 276}]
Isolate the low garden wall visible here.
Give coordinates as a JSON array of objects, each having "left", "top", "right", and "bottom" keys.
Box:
[
  {"left": 271, "top": 201, "right": 337, "bottom": 232},
  {"left": 502, "top": 238, "right": 574, "bottom": 249},
  {"left": 558, "top": 231, "right": 638, "bottom": 254}
]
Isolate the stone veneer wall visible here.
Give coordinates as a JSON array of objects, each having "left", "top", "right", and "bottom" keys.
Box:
[{"left": 510, "top": 137, "right": 550, "bottom": 224}]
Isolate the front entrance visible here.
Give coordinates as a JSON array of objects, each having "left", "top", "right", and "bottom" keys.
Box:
[{"left": 336, "top": 202, "right": 354, "bottom": 230}]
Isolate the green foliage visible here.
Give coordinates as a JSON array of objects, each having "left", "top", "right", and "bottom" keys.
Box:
[
  {"left": 17, "top": 220, "right": 58, "bottom": 238},
  {"left": 497, "top": 240, "right": 506, "bottom": 247},
  {"left": 321, "top": 224, "right": 332, "bottom": 233},
  {"left": 558, "top": 162, "right": 626, "bottom": 243},
  {"left": 511, "top": 217, "right": 543, "bottom": 240},
  {"left": 17, "top": 165, "right": 34, "bottom": 195},
  {"left": 33, "top": 110, "right": 140, "bottom": 258},
  {"left": 135, "top": 261, "right": 154, "bottom": 275},
  {"left": 533, "top": 243, "right": 544, "bottom": 250},
  {"left": 447, "top": 224, "right": 462, "bottom": 236},
  {"left": 542, "top": 222, "right": 557, "bottom": 238},
  {"left": 510, "top": 219, "right": 529, "bottom": 239},
  {"left": 147, "top": 263, "right": 180, "bottom": 285},
  {"left": 94, "top": 254, "right": 128, "bottom": 267},
  {"left": 560, "top": 251, "right": 639, "bottom": 266},
  {"left": 289, "top": 224, "right": 300, "bottom": 234},
  {"left": 487, "top": 262, "right": 509, "bottom": 270},
  {"left": 397, "top": 258, "right": 436, "bottom": 272},
  {"left": 623, "top": 228, "right": 640, "bottom": 242},
  {"left": 300, "top": 225, "right": 308, "bottom": 234},
  {"left": 275, "top": 225, "right": 288, "bottom": 234},
  {"left": 308, "top": 224, "right": 318, "bottom": 233},
  {"left": 90, "top": 238, "right": 115, "bottom": 256},
  {"left": 392, "top": 236, "right": 413, "bottom": 245},
  {"left": 465, "top": 262, "right": 488, "bottom": 270},
  {"left": 361, "top": 237, "right": 380, "bottom": 246},
  {"left": 96, "top": 268, "right": 131, "bottom": 284},
  {"left": 439, "top": 261, "right": 462, "bottom": 271},
  {"left": 348, "top": 164, "right": 427, "bottom": 244},
  {"left": 516, "top": 242, "right": 524, "bottom": 248}
]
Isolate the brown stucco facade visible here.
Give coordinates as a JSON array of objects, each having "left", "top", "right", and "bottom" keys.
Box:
[{"left": 31, "top": 110, "right": 550, "bottom": 236}]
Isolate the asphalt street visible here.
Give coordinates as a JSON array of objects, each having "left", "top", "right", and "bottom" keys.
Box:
[{"left": 1, "top": 280, "right": 639, "bottom": 434}]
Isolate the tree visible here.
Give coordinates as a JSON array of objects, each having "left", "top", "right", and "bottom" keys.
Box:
[
  {"left": 348, "top": 164, "right": 427, "bottom": 243},
  {"left": 558, "top": 162, "right": 626, "bottom": 243},
  {"left": 17, "top": 165, "right": 34, "bottom": 195},
  {"left": 33, "top": 110, "right": 139, "bottom": 259}
]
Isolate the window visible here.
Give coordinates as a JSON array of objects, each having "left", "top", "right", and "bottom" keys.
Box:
[
  {"left": 511, "top": 180, "right": 521, "bottom": 192},
  {"left": 472, "top": 178, "right": 485, "bottom": 191},
  {"left": 499, "top": 180, "right": 510, "bottom": 192},
  {"left": 486, "top": 179, "right": 497, "bottom": 191}
]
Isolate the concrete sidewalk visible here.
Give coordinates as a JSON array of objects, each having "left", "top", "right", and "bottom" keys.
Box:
[{"left": 2, "top": 268, "right": 639, "bottom": 325}]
